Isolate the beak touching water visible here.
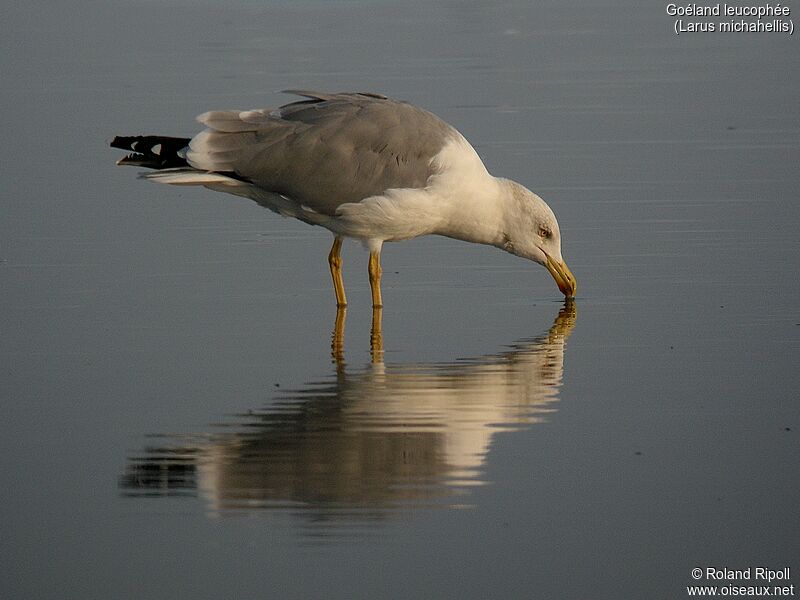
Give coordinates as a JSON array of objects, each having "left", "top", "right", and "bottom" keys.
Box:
[{"left": 545, "top": 253, "right": 577, "bottom": 299}]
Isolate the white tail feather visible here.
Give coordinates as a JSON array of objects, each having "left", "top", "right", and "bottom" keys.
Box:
[
  {"left": 185, "top": 129, "right": 244, "bottom": 172},
  {"left": 142, "top": 169, "right": 242, "bottom": 187},
  {"left": 188, "top": 107, "right": 289, "bottom": 172}
]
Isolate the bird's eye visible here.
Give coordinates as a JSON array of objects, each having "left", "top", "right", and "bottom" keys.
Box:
[{"left": 538, "top": 226, "right": 551, "bottom": 239}]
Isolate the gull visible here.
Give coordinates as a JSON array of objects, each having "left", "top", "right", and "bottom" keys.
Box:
[{"left": 111, "top": 90, "right": 576, "bottom": 307}]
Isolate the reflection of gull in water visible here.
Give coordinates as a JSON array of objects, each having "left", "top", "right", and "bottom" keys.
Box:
[{"left": 120, "top": 303, "right": 576, "bottom": 520}]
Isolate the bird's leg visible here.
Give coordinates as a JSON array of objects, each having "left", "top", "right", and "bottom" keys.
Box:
[
  {"left": 328, "top": 237, "right": 347, "bottom": 307},
  {"left": 368, "top": 250, "right": 383, "bottom": 308},
  {"left": 370, "top": 307, "right": 383, "bottom": 363}
]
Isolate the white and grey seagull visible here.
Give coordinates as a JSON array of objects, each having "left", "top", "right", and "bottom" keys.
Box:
[{"left": 111, "top": 90, "right": 576, "bottom": 307}]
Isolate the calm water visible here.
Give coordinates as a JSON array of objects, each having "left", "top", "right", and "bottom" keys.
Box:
[{"left": 2, "top": 1, "right": 798, "bottom": 598}]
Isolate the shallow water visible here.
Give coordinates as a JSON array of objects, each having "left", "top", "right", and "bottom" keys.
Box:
[{"left": 2, "top": 1, "right": 799, "bottom": 598}]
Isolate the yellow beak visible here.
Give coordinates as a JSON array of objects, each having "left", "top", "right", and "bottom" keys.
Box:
[{"left": 545, "top": 254, "right": 577, "bottom": 299}]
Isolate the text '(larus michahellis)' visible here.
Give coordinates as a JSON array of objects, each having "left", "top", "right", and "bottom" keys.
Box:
[{"left": 111, "top": 90, "right": 576, "bottom": 306}]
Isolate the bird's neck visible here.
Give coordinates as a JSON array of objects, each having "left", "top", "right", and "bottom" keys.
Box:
[
  {"left": 433, "top": 175, "right": 515, "bottom": 248},
  {"left": 424, "top": 135, "right": 517, "bottom": 248}
]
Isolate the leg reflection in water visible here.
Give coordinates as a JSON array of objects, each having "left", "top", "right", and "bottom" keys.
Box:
[
  {"left": 121, "top": 301, "right": 577, "bottom": 526},
  {"left": 331, "top": 306, "right": 385, "bottom": 366}
]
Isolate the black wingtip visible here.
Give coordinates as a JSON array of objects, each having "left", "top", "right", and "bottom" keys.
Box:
[
  {"left": 110, "top": 135, "right": 192, "bottom": 169},
  {"left": 110, "top": 135, "right": 135, "bottom": 150}
]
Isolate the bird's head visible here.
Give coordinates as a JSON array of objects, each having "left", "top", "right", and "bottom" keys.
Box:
[{"left": 498, "top": 180, "right": 577, "bottom": 298}]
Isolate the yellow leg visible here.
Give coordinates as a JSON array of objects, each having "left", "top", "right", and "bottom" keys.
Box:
[
  {"left": 368, "top": 250, "right": 383, "bottom": 308},
  {"left": 328, "top": 237, "right": 347, "bottom": 307}
]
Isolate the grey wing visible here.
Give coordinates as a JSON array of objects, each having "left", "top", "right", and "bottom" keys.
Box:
[{"left": 185, "top": 92, "right": 456, "bottom": 216}]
